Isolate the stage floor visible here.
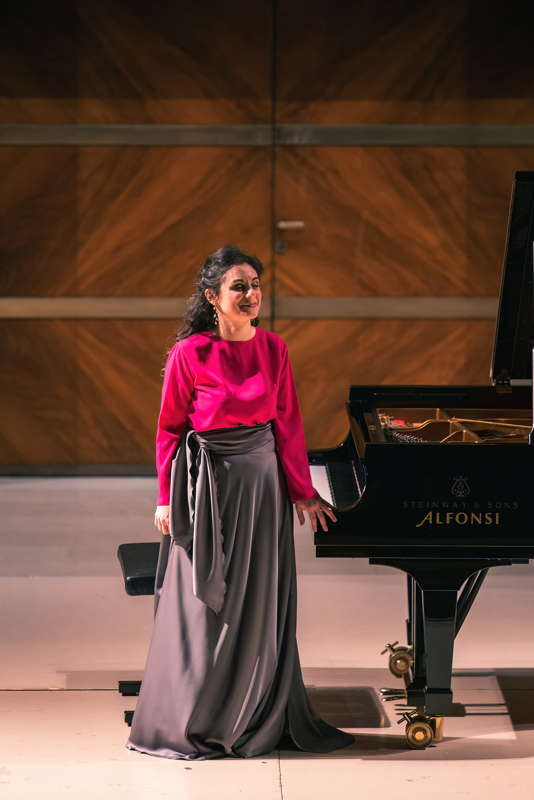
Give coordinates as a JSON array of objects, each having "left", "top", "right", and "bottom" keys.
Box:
[{"left": 2, "top": 476, "right": 534, "bottom": 798}]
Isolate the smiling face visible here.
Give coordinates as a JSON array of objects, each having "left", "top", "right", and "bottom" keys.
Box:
[{"left": 205, "top": 263, "right": 262, "bottom": 327}]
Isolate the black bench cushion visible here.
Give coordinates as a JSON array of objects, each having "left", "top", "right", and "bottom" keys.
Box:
[{"left": 117, "top": 542, "right": 160, "bottom": 596}]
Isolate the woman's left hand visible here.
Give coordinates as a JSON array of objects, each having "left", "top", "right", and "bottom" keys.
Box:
[{"left": 294, "top": 492, "right": 337, "bottom": 532}]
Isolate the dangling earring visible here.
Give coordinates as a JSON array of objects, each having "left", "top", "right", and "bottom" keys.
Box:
[{"left": 212, "top": 304, "right": 219, "bottom": 328}]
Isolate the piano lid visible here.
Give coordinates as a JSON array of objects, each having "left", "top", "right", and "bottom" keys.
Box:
[{"left": 491, "top": 171, "right": 534, "bottom": 385}]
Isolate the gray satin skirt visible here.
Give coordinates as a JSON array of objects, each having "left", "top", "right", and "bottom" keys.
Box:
[{"left": 125, "top": 420, "right": 355, "bottom": 760}]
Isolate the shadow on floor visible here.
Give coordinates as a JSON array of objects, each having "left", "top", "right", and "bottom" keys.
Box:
[
  {"left": 307, "top": 685, "right": 390, "bottom": 729},
  {"left": 454, "top": 669, "right": 534, "bottom": 730},
  {"left": 496, "top": 669, "right": 534, "bottom": 730}
]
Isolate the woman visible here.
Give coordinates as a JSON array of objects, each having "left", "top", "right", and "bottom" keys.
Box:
[{"left": 126, "top": 245, "right": 355, "bottom": 760}]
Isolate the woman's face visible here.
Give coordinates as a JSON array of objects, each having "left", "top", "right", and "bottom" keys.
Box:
[{"left": 207, "top": 263, "right": 262, "bottom": 325}]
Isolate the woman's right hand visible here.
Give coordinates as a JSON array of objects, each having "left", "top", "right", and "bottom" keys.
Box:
[{"left": 155, "top": 505, "right": 170, "bottom": 536}]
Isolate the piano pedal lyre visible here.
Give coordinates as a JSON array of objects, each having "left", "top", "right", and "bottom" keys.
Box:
[
  {"left": 380, "top": 641, "right": 414, "bottom": 680},
  {"left": 397, "top": 709, "right": 444, "bottom": 749}
]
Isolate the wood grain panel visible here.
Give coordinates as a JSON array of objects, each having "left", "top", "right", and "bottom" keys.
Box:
[
  {"left": 276, "top": 319, "right": 495, "bottom": 449},
  {"left": 277, "top": 0, "right": 534, "bottom": 124},
  {"left": 275, "top": 146, "right": 534, "bottom": 298},
  {"left": 75, "top": 321, "right": 190, "bottom": 463},
  {"left": 0, "top": 1, "right": 271, "bottom": 123},
  {"left": 1, "top": 321, "right": 80, "bottom": 463},
  {"left": 0, "top": 147, "right": 78, "bottom": 295},
  {"left": 0, "top": 146, "right": 271, "bottom": 296},
  {"left": 0, "top": 320, "right": 166, "bottom": 464}
]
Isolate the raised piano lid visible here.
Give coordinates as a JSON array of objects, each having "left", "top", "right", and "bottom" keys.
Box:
[{"left": 491, "top": 170, "right": 534, "bottom": 386}]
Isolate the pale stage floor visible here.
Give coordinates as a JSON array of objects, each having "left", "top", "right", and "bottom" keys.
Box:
[{"left": 2, "top": 475, "right": 534, "bottom": 799}]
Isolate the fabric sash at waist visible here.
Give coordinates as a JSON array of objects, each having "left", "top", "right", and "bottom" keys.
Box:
[{"left": 169, "top": 420, "right": 275, "bottom": 613}]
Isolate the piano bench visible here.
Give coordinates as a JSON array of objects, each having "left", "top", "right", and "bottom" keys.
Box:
[
  {"left": 117, "top": 542, "right": 159, "bottom": 596},
  {"left": 116, "top": 542, "right": 160, "bottom": 724}
]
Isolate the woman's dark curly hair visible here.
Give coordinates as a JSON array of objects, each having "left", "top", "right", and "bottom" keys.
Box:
[{"left": 161, "top": 245, "right": 264, "bottom": 371}]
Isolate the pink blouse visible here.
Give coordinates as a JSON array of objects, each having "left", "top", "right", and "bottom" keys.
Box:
[{"left": 155, "top": 326, "right": 319, "bottom": 506}]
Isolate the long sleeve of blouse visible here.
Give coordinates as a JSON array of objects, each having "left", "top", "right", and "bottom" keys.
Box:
[
  {"left": 155, "top": 345, "right": 195, "bottom": 506},
  {"left": 154, "top": 328, "right": 319, "bottom": 506},
  {"left": 272, "top": 343, "right": 320, "bottom": 504}
]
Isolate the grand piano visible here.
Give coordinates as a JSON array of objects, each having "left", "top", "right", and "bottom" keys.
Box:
[{"left": 309, "top": 171, "right": 534, "bottom": 748}]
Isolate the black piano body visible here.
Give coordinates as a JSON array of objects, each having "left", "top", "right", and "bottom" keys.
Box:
[
  {"left": 314, "top": 384, "right": 534, "bottom": 560},
  {"left": 310, "top": 171, "right": 534, "bottom": 746}
]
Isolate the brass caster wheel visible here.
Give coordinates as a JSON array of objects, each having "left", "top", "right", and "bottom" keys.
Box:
[
  {"left": 405, "top": 717, "right": 434, "bottom": 749},
  {"left": 381, "top": 643, "right": 414, "bottom": 678},
  {"left": 389, "top": 649, "right": 413, "bottom": 678}
]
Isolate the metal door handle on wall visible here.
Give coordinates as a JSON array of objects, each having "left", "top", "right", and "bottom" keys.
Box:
[{"left": 275, "top": 220, "right": 305, "bottom": 253}]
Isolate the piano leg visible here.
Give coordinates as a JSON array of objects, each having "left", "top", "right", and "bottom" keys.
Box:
[
  {"left": 370, "top": 557, "right": 512, "bottom": 722},
  {"left": 417, "top": 587, "right": 457, "bottom": 715},
  {"left": 410, "top": 581, "right": 426, "bottom": 697}
]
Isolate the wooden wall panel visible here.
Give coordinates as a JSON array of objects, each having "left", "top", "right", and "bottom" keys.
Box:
[
  {"left": 275, "top": 146, "right": 534, "bottom": 298},
  {"left": 0, "top": 1, "right": 271, "bottom": 123},
  {"left": 277, "top": 0, "right": 534, "bottom": 124},
  {"left": 0, "top": 146, "right": 271, "bottom": 296},
  {"left": 7, "top": 1, "right": 534, "bottom": 127},
  {"left": 0, "top": 321, "right": 167, "bottom": 464},
  {"left": 0, "top": 147, "right": 78, "bottom": 295},
  {"left": 277, "top": 319, "right": 495, "bottom": 448},
  {"left": 1, "top": 321, "right": 80, "bottom": 463}
]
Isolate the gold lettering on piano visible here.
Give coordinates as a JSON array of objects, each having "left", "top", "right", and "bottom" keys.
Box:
[
  {"left": 403, "top": 499, "right": 519, "bottom": 510},
  {"left": 415, "top": 511, "right": 501, "bottom": 527}
]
